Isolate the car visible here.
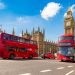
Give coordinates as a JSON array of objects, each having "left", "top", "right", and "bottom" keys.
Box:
[{"left": 41, "top": 53, "right": 55, "bottom": 59}]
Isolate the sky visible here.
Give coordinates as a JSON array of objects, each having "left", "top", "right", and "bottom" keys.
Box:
[{"left": 0, "top": 0, "right": 75, "bottom": 42}]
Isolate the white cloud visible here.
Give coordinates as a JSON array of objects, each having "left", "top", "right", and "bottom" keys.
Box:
[
  {"left": 64, "top": 13, "right": 67, "bottom": 18},
  {"left": 0, "top": 2, "right": 5, "bottom": 9},
  {"left": 41, "top": 2, "right": 62, "bottom": 20},
  {"left": 70, "top": 4, "right": 75, "bottom": 12},
  {"left": 16, "top": 16, "right": 30, "bottom": 24},
  {"left": 17, "top": 17, "right": 24, "bottom": 22},
  {"left": 64, "top": 4, "right": 75, "bottom": 18}
]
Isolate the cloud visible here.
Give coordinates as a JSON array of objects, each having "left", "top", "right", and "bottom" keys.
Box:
[
  {"left": 41, "top": 2, "right": 62, "bottom": 20},
  {"left": 0, "top": 2, "right": 5, "bottom": 9},
  {"left": 16, "top": 16, "right": 25, "bottom": 22},
  {"left": 70, "top": 4, "right": 75, "bottom": 12},
  {"left": 16, "top": 16, "right": 31, "bottom": 24},
  {"left": 64, "top": 4, "right": 75, "bottom": 17},
  {"left": 64, "top": 13, "right": 67, "bottom": 18}
]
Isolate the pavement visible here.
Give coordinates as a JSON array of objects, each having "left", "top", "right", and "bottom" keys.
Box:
[{"left": 0, "top": 58, "right": 75, "bottom": 75}]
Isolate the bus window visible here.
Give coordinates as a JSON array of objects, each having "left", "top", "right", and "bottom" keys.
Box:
[
  {"left": 13, "top": 36, "right": 18, "bottom": 41},
  {"left": 7, "top": 46, "right": 14, "bottom": 51},
  {"left": 20, "top": 38, "right": 25, "bottom": 43},
  {"left": 16, "top": 48, "right": 19, "bottom": 52},
  {"left": 19, "top": 48, "right": 27, "bottom": 52},
  {"left": 10, "top": 36, "right": 14, "bottom": 41},
  {"left": 22, "top": 38, "right": 25, "bottom": 43},
  {"left": 17, "top": 38, "right": 20, "bottom": 42},
  {"left": 25, "top": 39, "right": 30, "bottom": 43},
  {"left": 3, "top": 34, "right": 6, "bottom": 39},
  {"left": 10, "top": 36, "right": 18, "bottom": 42},
  {"left": 33, "top": 41, "right": 37, "bottom": 45},
  {"left": 30, "top": 40, "right": 32, "bottom": 44},
  {"left": 19, "top": 38, "right": 23, "bottom": 42},
  {"left": 13, "top": 47, "right": 18, "bottom": 51},
  {"left": 3, "top": 34, "right": 9, "bottom": 40}
]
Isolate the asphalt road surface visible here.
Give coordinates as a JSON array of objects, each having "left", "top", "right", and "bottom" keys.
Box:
[{"left": 0, "top": 58, "right": 75, "bottom": 75}]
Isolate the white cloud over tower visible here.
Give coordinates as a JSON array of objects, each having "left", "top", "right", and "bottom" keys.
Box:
[{"left": 40, "top": 2, "right": 62, "bottom": 20}]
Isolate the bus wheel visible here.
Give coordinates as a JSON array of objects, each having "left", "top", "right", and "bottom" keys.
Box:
[
  {"left": 9, "top": 54, "right": 15, "bottom": 60},
  {"left": 72, "top": 57, "right": 75, "bottom": 62},
  {"left": 43, "top": 57, "right": 45, "bottom": 59},
  {"left": 29, "top": 55, "right": 33, "bottom": 59},
  {"left": 3, "top": 58, "right": 6, "bottom": 60},
  {"left": 61, "top": 60, "right": 64, "bottom": 62}
]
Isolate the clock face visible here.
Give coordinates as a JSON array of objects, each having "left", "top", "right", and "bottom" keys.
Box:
[{"left": 66, "top": 21, "right": 71, "bottom": 26}]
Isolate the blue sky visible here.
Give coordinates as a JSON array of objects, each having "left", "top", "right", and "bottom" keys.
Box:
[{"left": 0, "top": 0, "right": 75, "bottom": 42}]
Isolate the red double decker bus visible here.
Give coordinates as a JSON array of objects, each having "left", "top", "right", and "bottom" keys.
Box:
[
  {"left": 0, "top": 33, "right": 38, "bottom": 59},
  {"left": 57, "top": 34, "right": 75, "bottom": 62}
]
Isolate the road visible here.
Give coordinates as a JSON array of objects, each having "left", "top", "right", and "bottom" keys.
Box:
[{"left": 0, "top": 58, "right": 75, "bottom": 75}]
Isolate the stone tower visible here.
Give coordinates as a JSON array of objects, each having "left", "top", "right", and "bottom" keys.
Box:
[
  {"left": 64, "top": 8, "right": 75, "bottom": 35},
  {"left": 23, "top": 29, "right": 31, "bottom": 39},
  {"left": 31, "top": 27, "right": 45, "bottom": 55}
]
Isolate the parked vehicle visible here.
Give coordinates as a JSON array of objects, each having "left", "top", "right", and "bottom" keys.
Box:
[{"left": 41, "top": 53, "right": 55, "bottom": 59}]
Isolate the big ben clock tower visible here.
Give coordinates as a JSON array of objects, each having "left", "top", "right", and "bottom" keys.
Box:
[{"left": 64, "top": 8, "right": 75, "bottom": 35}]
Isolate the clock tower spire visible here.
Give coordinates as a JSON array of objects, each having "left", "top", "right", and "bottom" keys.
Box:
[{"left": 64, "top": 8, "right": 74, "bottom": 35}]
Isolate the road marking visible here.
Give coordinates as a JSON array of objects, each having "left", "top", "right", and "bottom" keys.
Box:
[
  {"left": 40, "top": 69, "right": 52, "bottom": 72},
  {"left": 67, "top": 66, "right": 73, "bottom": 68},
  {"left": 65, "top": 70, "right": 74, "bottom": 75},
  {"left": 57, "top": 67, "right": 64, "bottom": 70},
  {"left": 19, "top": 73, "right": 31, "bottom": 75}
]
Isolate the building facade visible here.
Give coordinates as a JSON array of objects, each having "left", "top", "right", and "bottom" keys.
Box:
[
  {"left": 44, "top": 41, "right": 57, "bottom": 54},
  {"left": 22, "top": 27, "right": 57, "bottom": 56},
  {"left": 31, "top": 27, "right": 44, "bottom": 55},
  {"left": 22, "top": 29, "right": 31, "bottom": 39}
]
